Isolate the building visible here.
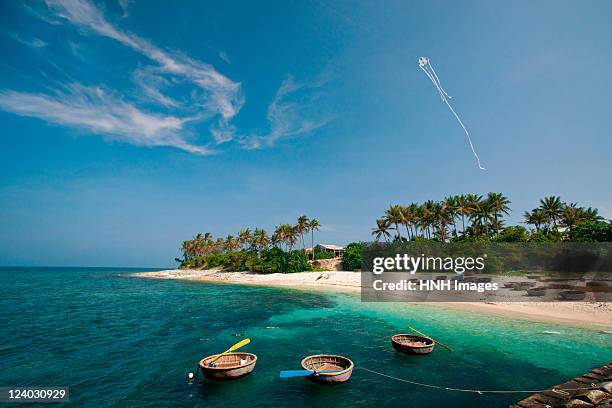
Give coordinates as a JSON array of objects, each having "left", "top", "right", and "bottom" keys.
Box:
[{"left": 306, "top": 244, "right": 344, "bottom": 258}]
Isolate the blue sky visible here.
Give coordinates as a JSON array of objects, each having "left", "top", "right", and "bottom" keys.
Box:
[{"left": 1, "top": 0, "right": 611, "bottom": 267}]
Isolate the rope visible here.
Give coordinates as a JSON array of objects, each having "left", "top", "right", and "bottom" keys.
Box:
[{"left": 357, "top": 367, "right": 599, "bottom": 395}]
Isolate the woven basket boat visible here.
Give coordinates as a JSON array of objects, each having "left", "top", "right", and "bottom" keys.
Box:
[
  {"left": 391, "top": 334, "right": 435, "bottom": 354},
  {"left": 199, "top": 352, "right": 257, "bottom": 380},
  {"left": 300, "top": 354, "right": 354, "bottom": 384}
]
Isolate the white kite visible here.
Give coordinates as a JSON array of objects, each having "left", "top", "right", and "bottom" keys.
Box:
[{"left": 418, "top": 56, "right": 485, "bottom": 170}]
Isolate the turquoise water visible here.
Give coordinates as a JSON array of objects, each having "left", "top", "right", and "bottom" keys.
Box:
[{"left": 0, "top": 267, "right": 610, "bottom": 407}]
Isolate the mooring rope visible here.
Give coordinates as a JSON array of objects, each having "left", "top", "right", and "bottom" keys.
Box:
[{"left": 357, "top": 367, "right": 599, "bottom": 395}]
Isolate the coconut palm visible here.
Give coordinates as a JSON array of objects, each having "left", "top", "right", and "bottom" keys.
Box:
[
  {"left": 539, "top": 196, "right": 563, "bottom": 230},
  {"left": 385, "top": 205, "right": 404, "bottom": 240},
  {"left": 253, "top": 228, "right": 270, "bottom": 254},
  {"left": 561, "top": 203, "right": 582, "bottom": 234},
  {"left": 487, "top": 192, "right": 511, "bottom": 235},
  {"left": 296, "top": 215, "right": 309, "bottom": 250},
  {"left": 372, "top": 218, "right": 393, "bottom": 242},
  {"left": 523, "top": 209, "right": 548, "bottom": 233},
  {"left": 456, "top": 194, "right": 470, "bottom": 235},
  {"left": 308, "top": 218, "right": 321, "bottom": 260},
  {"left": 238, "top": 229, "right": 252, "bottom": 249}
]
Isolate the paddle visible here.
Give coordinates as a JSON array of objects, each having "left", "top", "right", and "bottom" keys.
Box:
[
  {"left": 206, "top": 338, "right": 251, "bottom": 365},
  {"left": 280, "top": 370, "right": 343, "bottom": 378},
  {"left": 407, "top": 325, "right": 452, "bottom": 351}
]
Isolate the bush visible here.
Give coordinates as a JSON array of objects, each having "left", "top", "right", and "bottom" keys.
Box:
[
  {"left": 529, "top": 230, "right": 563, "bottom": 242},
  {"left": 571, "top": 221, "right": 612, "bottom": 242},
  {"left": 313, "top": 249, "right": 335, "bottom": 260},
  {"left": 342, "top": 242, "right": 363, "bottom": 271},
  {"left": 493, "top": 226, "right": 529, "bottom": 242}
]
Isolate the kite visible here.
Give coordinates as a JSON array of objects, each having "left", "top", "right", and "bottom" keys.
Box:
[{"left": 418, "top": 56, "right": 485, "bottom": 170}]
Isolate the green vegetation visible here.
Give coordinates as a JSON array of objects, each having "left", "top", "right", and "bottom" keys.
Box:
[
  {"left": 373, "top": 194, "right": 609, "bottom": 243},
  {"left": 342, "top": 242, "right": 364, "bottom": 271},
  {"left": 179, "top": 215, "right": 321, "bottom": 273}
]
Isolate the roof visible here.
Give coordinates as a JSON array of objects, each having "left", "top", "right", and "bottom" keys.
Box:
[{"left": 317, "top": 244, "right": 344, "bottom": 251}]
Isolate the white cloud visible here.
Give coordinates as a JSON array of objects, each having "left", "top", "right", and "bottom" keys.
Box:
[
  {"left": 132, "top": 67, "right": 180, "bottom": 108},
  {"left": 118, "top": 0, "right": 131, "bottom": 18},
  {"left": 6, "top": 32, "right": 48, "bottom": 48},
  {"left": 243, "top": 76, "right": 332, "bottom": 149},
  {"left": 43, "top": 0, "right": 243, "bottom": 132},
  {"left": 0, "top": 83, "right": 212, "bottom": 154}
]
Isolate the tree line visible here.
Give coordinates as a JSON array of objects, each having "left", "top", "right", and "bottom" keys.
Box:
[
  {"left": 180, "top": 215, "right": 321, "bottom": 261},
  {"left": 372, "top": 194, "right": 606, "bottom": 242}
]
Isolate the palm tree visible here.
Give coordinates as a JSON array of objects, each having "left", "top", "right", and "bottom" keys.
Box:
[
  {"left": 308, "top": 218, "right": 320, "bottom": 260},
  {"left": 523, "top": 209, "right": 548, "bottom": 233},
  {"left": 539, "top": 196, "right": 563, "bottom": 231},
  {"left": 226, "top": 235, "right": 240, "bottom": 251},
  {"left": 296, "top": 215, "right": 309, "bottom": 250},
  {"left": 385, "top": 205, "right": 403, "bottom": 240},
  {"left": 580, "top": 207, "right": 604, "bottom": 223},
  {"left": 444, "top": 196, "right": 459, "bottom": 237},
  {"left": 487, "top": 192, "right": 511, "bottom": 235},
  {"left": 253, "top": 228, "right": 270, "bottom": 254},
  {"left": 457, "top": 194, "right": 470, "bottom": 235},
  {"left": 561, "top": 203, "right": 582, "bottom": 234},
  {"left": 238, "top": 229, "right": 252, "bottom": 249},
  {"left": 372, "top": 218, "right": 393, "bottom": 242}
]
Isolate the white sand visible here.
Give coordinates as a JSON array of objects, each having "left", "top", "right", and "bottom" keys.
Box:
[{"left": 133, "top": 269, "right": 612, "bottom": 329}]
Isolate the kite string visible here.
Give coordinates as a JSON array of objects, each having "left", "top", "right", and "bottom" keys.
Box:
[
  {"left": 419, "top": 58, "right": 485, "bottom": 170},
  {"left": 357, "top": 367, "right": 598, "bottom": 395},
  {"left": 427, "top": 60, "right": 452, "bottom": 100},
  {"left": 419, "top": 65, "right": 446, "bottom": 102},
  {"left": 440, "top": 94, "right": 485, "bottom": 170}
]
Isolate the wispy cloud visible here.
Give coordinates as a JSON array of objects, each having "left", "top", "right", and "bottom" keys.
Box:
[
  {"left": 4, "top": 0, "right": 330, "bottom": 155},
  {"left": 243, "top": 75, "right": 332, "bottom": 149},
  {"left": 117, "top": 0, "right": 131, "bottom": 18},
  {"left": 6, "top": 32, "right": 48, "bottom": 49},
  {"left": 0, "top": 84, "right": 212, "bottom": 154},
  {"left": 43, "top": 0, "right": 243, "bottom": 133}
]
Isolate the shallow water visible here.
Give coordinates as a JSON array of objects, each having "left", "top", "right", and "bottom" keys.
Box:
[{"left": 0, "top": 267, "right": 610, "bottom": 407}]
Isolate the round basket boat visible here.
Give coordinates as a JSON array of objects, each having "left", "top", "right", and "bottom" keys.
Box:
[
  {"left": 300, "top": 354, "right": 353, "bottom": 384},
  {"left": 199, "top": 352, "right": 257, "bottom": 380},
  {"left": 391, "top": 334, "right": 435, "bottom": 355}
]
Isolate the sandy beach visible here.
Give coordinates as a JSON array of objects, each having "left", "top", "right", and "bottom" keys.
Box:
[{"left": 133, "top": 269, "right": 612, "bottom": 329}]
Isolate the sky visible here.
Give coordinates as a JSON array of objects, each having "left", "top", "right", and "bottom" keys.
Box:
[{"left": 1, "top": 0, "right": 611, "bottom": 267}]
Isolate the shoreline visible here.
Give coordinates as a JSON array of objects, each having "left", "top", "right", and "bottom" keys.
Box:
[{"left": 132, "top": 269, "right": 612, "bottom": 330}]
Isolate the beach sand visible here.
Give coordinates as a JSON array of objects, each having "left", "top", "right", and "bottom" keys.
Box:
[{"left": 133, "top": 269, "right": 612, "bottom": 329}]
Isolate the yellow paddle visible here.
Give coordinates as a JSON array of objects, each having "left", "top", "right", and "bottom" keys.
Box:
[
  {"left": 407, "top": 325, "right": 452, "bottom": 351},
  {"left": 206, "top": 338, "right": 251, "bottom": 364}
]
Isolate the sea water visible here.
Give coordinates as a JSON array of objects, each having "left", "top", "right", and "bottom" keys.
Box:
[{"left": 0, "top": 267, "right": 610, "bottom": 407}]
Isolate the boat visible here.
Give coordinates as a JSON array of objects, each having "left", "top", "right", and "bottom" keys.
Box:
[
  {"left": 199, "top": 352, "right": 257, "bottom": 380},
  {"left": 559, "top": 290, "right": 586, "bottom": 301},
  {"left": 300, "top": 354, "right": 354, "bottom": 384},
  {"left": 391, "top": 334, "right": 435, "bottom": 354},
  {"left": 503, "top": 282, "right": 519, "bottom": 288}
]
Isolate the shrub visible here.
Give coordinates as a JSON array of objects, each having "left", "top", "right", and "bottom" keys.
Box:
[
  {"left": 493, "top": 226, "right": 529, "bottom": 242},
  {"left": 342, "top": 242, "right": 363, "bottom": 271},
  {"left": 571, "top": 221, "right": 612, "bottom": 242},
  {"left": 313, "top": 249, "right": 335, "bottom": 260}
]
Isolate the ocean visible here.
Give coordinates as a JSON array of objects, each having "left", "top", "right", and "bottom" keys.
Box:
[{"left": 0, "top": 267, "right": 609, "bottom": 407}]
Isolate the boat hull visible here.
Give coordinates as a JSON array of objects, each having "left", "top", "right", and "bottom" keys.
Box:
[
  {"left": 301, "top": 354, "right": 354, "bottom": 385},
  {"left": 391, "top": 334, "right": 435, "bottom": 354},
  {"left": 199, "top": 352, "right": 257, "bottom": 380}
]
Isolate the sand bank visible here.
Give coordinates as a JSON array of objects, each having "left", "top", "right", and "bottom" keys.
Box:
[{"left": 133, "top": 269, "right": 612, "bottom": 329}]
